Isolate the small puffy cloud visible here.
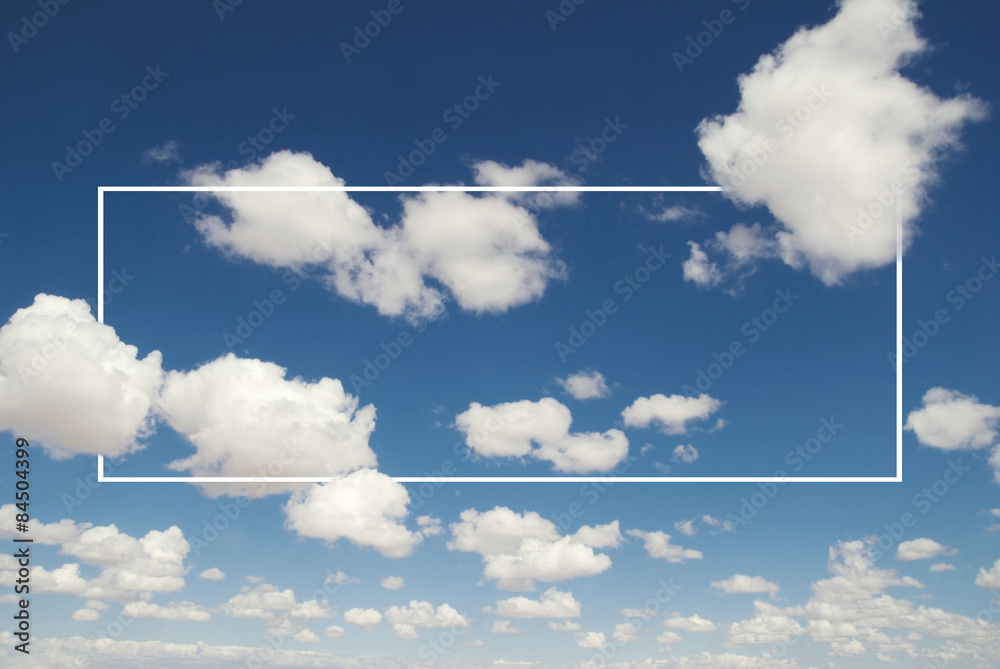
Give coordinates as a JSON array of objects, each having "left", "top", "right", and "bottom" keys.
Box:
[
  {"left": 556, "top": 370, "right": 611, "bottom": 400},
  {"left": 0, "top": 294, "right": 163, "bottom": 458},
  {"left": 494, "top": 588, "right": 581, "bottom": 619},
  {"left": 622, "top": 393, "right": 723, "bottom": 435},
  {"left": 218, "top": 583, "right": 297, "bottom": 620},
  {"left": 417, "top": 515, "right": 444, "bottom": 537},
  {"left": 123, "top": 601, "right": 211, "bottom": 622},
  {"left": 663, "top": 614, "right": 717, "bottom": 632},
  {"left": 85, "top": 600, "right": 108, "bottom": 610},
  {"left": 672, "top": 444, "right": 699, "bottom": 464},
  {"left": 199, "top": 568, "right": 226, "bottom": 581},
  {"left": 695, "top": 0, "right": 985, "bottom": 285},
  {"left": 343, "top": 608, "right": 382, "bottom": 631},
  {"left": 929, "top": 563, "right": 955, "bottom": 572},
  {"left": 472, "top": 158, "right": 581, "bottom": 209},
  {"left": 627, "top": 529, "right": 703, "bottom": 563},
  {"left": 613, "top": 622, "right": 641, "bottom": 643},
  {"left": 975, "top": 560, "right": 1000, "bottom": 589},
  {"left": 682, "top": 242, "right": 722, "bottom": 287},
  {"left": 492, "top": 620, "right": 520, "bottom": 634},
  {"left": 157, "top": 353, "right": 377, "bottom": 497},
  {"left": 384, "top": 601, "right": 470, "bottom": 639},
  {"left": 656, "top": 630, "right": 683, "bottom": 645},
  {"left": 380, "top": 576, "right": 404, "bottom": 590},
  {"left": 292, "top": 629, "right": 320, "bottom": 643},
  {"left": 448, "top": 507, "right": 618, "bottom": 590},
  {"left": 575, "top": 631, "right": 607, "bottom": 649},
  {"left": 674, "top": 519, "right": 697, "bottom": 536},
  {"left": 548, "top": 620, "right": 581, "bottom": 632},
  {"left": 186, "top": 151, "right": 566, "bottom": 321},
  {"left": 140, "top": 140, "right": 180, "bottom": 165},
  {"left": 327, "top": 571, "right": 360, "bottom": 586},
  {"left": 72, "top": 608, "right": 100, "bottom": 622},
  {"left": 905, "top": 388, "right": 1000, "bottom": 450},
  {"left": 323, "top": 625, "right": 344, "bottom": 638},
  {"left": 711, "top": 574, "right": 781, "bottom": 597},
  {"left": 454, "top": 398, "right": 629, "bottom": 473},
  {"left": 896, "top": 538, "right": 957, "bottom": 561},
  {"left": 724, "top": 600, "right": 805, "bottom": 646},
  {"left": 284, "top": 468, "right": 424, "bottom": 559}
]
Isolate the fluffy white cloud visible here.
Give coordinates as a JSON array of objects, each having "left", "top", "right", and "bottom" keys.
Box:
[
  {"left": 0, "top": 506, "right": 82, "bottom": 544},
  {"left": 384, "top": 601, "right": 470, "bottom": 639},
  {"left": 157, "top": 353, "right": 377, "bottom": 497},
  {"left": 622, "top": 393, "right": 722, "bottom": 435},
  {"left": 905, "top": 388, "right": 1000, "bottom": 450},
  {"left": 929, "top": 563, "right": 955, "bottom": 572},
  {"left": 185, "top": 151, "right": 566, "bottom": 321},
  {"left": 724, "top": 600, "right": 805, "bottom": 647},
  {"left": 284, "top": 468, "right": 423, "bottom": 558},
  {"left": 556, "top": 370, "right": 610, "bottom": 400},
  {"left": 548, "top": 620, "right": 581, "bottom": 632},
  {"left": 672, "top": 444, "right": 699, "bottom": 464},
  {"left": 71, "top": 608, "right": 100, "bottom": 622},
  {"left": 448, "top": 507, "right": 619, "bottom": 590},
  {"left": 575, "top": 631, "right": 607, "bottom": 649},
  {"left": 492, "top": 620, "right": 519, "bottom": 634},
  {"left": 613, "top": 622, "right": 641, "bottom": 643},
  {"left": 627, "top": 529, "right": 703, "bottom": 563},
  {"left": 292, "top": 629, "right": 320, "bottom": 643},
  {"left": 896, "top": 538, "right": 957, "bottom": 561},
  {"left": 711, "top": 574, "right": 780, "bottom": 596},
  {"left": 218, "top": 583, "right": 297, "bottom": 619},
  {"left": 472, "top": 158, "right": 581, "bottom": 209},
  {"left": 323, "top": 625, "right": 344, "bottom": 638},
  {"left": 123, "top": 601, "right": 211, "bottom": 622},
  {"left": 199, "top": 568, "right": 225, "bottom": 581},
  {"left": 343, "top": 608, "right": 382, "bottom": 630},
  {"left": 682, "top": 242, "right": 722, "bottom": 287},
  {"left": 380, "top": 576, "right": 404, "bottom": 590},
  {"left": 0, "top": 294, "right": 163, "bottom": 458},
  {"left": 975, "top": 560, "right": 1000, "bottom": 589},
  {"left": 695, "top": 0, "right": 985, "bottom": 285},
  {"left": 663, "top": 614, "right": 718, "bottom": 633},
  {"left": 454, "top": 398, "right": 629, "bottom": 473},
  {"left": 656, "top": 630, "right": 683, "bottom": 645},
  {"left": 494, "top": 588, "right": 581, "bottom": 619}
]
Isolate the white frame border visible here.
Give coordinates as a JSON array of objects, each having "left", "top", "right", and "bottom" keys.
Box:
[{"left": 96, "top": 185, "right": 903, "bottom": 484}]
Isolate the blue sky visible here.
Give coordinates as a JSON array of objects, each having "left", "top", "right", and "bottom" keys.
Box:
[{"left": 1, "top": 0, "right": 999, "bottom": 667}]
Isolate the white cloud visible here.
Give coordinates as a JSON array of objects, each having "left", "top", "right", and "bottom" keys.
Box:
[
  {"left": 0, "top": 294, "right": 163, "bottom": 459},
  {"left": 327, "top": 571, "right": 360, "bottom": 586},
  {"left": 613, "top": 622, "right": 641, "bottom": 643},
  {"left": 71, "top": 608, "right": 100, "bottom": 622},
  {"left": 905, "top": 388, "right": 1000, "bottom": 450},
  {"left": 672, "top": 444, "right": 699, "bottom": 464},
  {"left": 343, "top": 608, "right": 382, "bottom": 631},
  {"left": 492, "top": 620, "right": 520, "bottom": 634},
  {"left": 218, "top": 583, "right": 297, "bottom": 619},
  {"left": 646, "top": 205, "right": 703, "bottom": 223},
  {"left": 674, "top": 519, "right": 697, "bottom": 536},
  {"left": 575, "top": 631, "right": 607, "bottom": 649},
  {"left": 323, "top": 625, "right": 344, "bottom": 638},
  {"left": 157, "top": 353, "right": 377, "bottom": 497},
  {"left": 380, "top": 576, "right": 404, "bottom": 590},
  {"left": 682, "top": 242, "right": 722, "bottom": 287},
  {"left": 292, "top": 629, "right": 320, "bottom": 643},
  {"left": 622, "top": 393, "right": 723, "bottom": 435},
  {"left": 695, "top": 0, "right": 985, "bottom": 285},
  {"left": 711, "top": 574, "right": 781, "bottom": 597},
  {"left": 656, "top": 630, "right": 683, "bottom": 645},
  {"left": 556, "top": 370, "right": 611, "bottom": 400},
  {"left": 929, "top": 563, "right": 955, "bottom": 572},
  {"left": 0, "top": 506, "right": 82, "bottom": 544},
  {"left": 975, "top": 560, "right": 1000, "bottom": 589},
  {"left": 896, "top": 538, "right": 957, "bottom": 561},
  {"left": 185, "top": 151, "right": 566, "bottom": 321},
  {"left": 384, "top": 601, "right": 470, "bottom": 639},
  {"left": 627, "top": 529, "right": 703, "bottom": 563},
  {"left": 284, "top": 468, "right": 424, "bottom": 559},
  {"left": 494, "top": 588, "right": 581, "bottom": 619},
  {"left": 472, "top": 158, "right": 581, "bottom": 209},
  {"left": 724, "top": 600, "right": 805, "bottom": 646},
  {"left": 673, "top": 514, "right": 734, "bottom": 537},
  {"left": 140, "top": 140, "right": 180, "bottom": 165},
  {"left": 448, "top": 507, "right": 619, "bottom": 590},
  {"left": 123, "top": 601, "right": 211, "bottom": 622},
  {"left": 199, "top": 568, "right": 225, "bottom": 581},
  {"left": 454, "top": 398, "right": 629, "bottom": 473},
  {"left": 663, "top": 614, "right": 718, "bottom": 632},
  {"left": 548, "top": 620, "right": 581, "bottom": 631}
]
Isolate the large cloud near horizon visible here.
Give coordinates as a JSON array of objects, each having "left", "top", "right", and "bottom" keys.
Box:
[{"left": 694, "top": 0, "right": 986, "bottom": 286}]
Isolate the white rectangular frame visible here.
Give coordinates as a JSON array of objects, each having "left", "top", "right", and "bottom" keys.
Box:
[{"left": 96, "top": 185, "right": 903, "bottom": 483}]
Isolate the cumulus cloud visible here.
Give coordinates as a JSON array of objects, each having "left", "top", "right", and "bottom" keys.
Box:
[
  {"left": 0, "top": 294, "right": 163, "bottom": 459},
  {"left": 380, "top": 576, "right": 404, "bottom": 590},
  {"left": 674, "top": 514, "right": 734, "bottom": 537},
  {"left": 627, "top": 529, "right": 703, "bottom": 563},
  {"left": 724, "top": 600, "right": 805, "bottom": 647},
  {"left": 711, "top": 574, "right": 781, "bottom": 597},
  {"left": 613, "top": 622, "right": 641, "bottom": 643},
  {"left": 672, "top": 444, "right": 699, "bottom": 464},
  {"left": 343, "top": 608, "right": 382, "bottom": 630},
  {"left": 71, "top": 608, "right": 100, "bottom": 622},
  {"left": 905, "top": 388, "right": 1000, "bottom": 450},
  {"left": 896, "top": 538, "right": 957, "bottom": 561},
  {"left": 384, "top": 601, "right": 470, "bottom": 639},
  {"left": 664, "top": 613, "right": 718, "bottom": 632},
  {"left": 284, "top": 469, "right": 424, "bottom": 559},
  {"left": 323, "top": 625, "right": 344, "bottom": 638},
  {"left": 556, "top": 370, "right": 611, "bottom": 400},
  {"left": 682, "top": 242, "right": 722, "bottom": 287},
  {"left": 622, "top": 393, "right": 722, "bottom": 435},
  {"left": 184, "top": 151, "right": 567, "bottom": 321},
  {"left": 575, "top": 631, "right": 607, "bottom": 649},
  {"left": 695, "top": 0, "right": 986, "bottom": 285},
  {"left": 123, "top": 601, "right": 211, "bottom": 622},
  {"left": 929, "top": 563, "right": 955, "bottom": 572},
  {"left": 548, "top": 620, "right": 581, "bottom": 632},
  {"left": 292, "top": 629, "right": 320, "bottom": 643},
  {"left": 199, "top": 568, "right": 225, "bottom": 581},
  {"left": 975, "top": 560, "right": 1000, "bottom": 589},
  {"left": 448, "top": 507, "right": 619, "bottom": 590},
  {"left": 494, "top": 588, "right": 582, "bottom": 619},
  {"left": 157, "top": 353, "right": 377, "bottom": 497},
  {"left": 472, "top": 158, "right": 582, "bottom": 209},
  {"left": 454, "top": 398, "right": 629, "bottom": 473},
  {"left": 218, "top": 583, "right": 297, "bottom": 619},
  {"left": 492, "top": 620, "right": 520, "bottom": 634}
]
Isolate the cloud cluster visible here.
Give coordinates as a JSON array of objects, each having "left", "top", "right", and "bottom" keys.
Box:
[
  {"left": 621, "top": 393, "right": 722, "bottom": 435},
  {"left": 384, "top": 601, "right": 470, "bottom": 639},
  {"left": 905, "top": 387, "right": 1000, "bottom": 483},
  {"left": 626, "top": 530, "right": 703, "bottom": 563},
  {"left": 448, "top": 507, "right": 620, "bottom": 590},
  {"left": 454, "top": 398, "right": 629, "bottom": 473},
  {"left": 185, "top": 151, "right": 570, "bottom": 321},
  {"left": 693, "top": 0, "right": 985, "bottom": 286},
  {"left": 494, "top": 588, "right": 582, "bottom": 619},
  {"left": 556, "top": 370, "right": 611, "bottom": 400}
]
